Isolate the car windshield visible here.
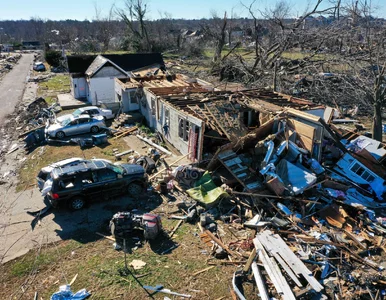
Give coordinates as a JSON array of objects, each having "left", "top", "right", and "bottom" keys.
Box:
[
  {"left": 72, "top": 109, "right": 82, "bottom": 117},
  {"left": 61, "top": 119, "right": 72, "bottom": 126},
  {"left": 108, "top": 163, "right": 124, "bottom": 175}
]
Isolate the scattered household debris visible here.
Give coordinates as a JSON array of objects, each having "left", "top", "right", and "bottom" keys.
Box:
[
  {"left": 50, "top": 285, "right": 90, "bottom": 300},
  {"left": 110, "top": 211, "right": 162, "bottom": 242},
  {"left": 129, "top": 259, "right": 146, "bottom": 270},
  {"left": 143, "top": 285, "right": 192, "bottom": 298}
]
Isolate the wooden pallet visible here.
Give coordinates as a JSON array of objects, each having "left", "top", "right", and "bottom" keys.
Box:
[{"left": 112, "top": 126, "right": 138, "bottom": 139}]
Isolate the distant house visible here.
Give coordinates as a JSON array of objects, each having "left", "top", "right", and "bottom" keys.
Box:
[
  {"left": 22, "top": 41, "right": 41, "bottom": 49},
  {"left": 66, "top": 53, "right": 165, "bottom": 108}
]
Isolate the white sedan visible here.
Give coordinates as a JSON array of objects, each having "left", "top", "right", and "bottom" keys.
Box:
[{"left": 56, "top": 106, "right": 114, "bottom": 123}]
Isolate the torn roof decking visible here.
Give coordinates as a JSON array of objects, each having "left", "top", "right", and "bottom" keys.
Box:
[
  {"left": 117, "top": 74, "right": 207, "bottom": 90},
  {"left": 241, "top": 90, "right": 319, "bottom": 113},
  {"left": 149, "top": 89, "right": 249, "bottom": 142},
  {"left": 148, "top": 88, "right": 321, "bottom": 142}
]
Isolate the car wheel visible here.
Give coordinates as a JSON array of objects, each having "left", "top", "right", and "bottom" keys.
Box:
[
  {"left": 56, "top": 131, "right": 65, "bottom": 139},
  {"left": 90, "top": 126, "right": 99, "bottom": 133},
  {"left": 128, "top": 182, "right": 143, "bottom": 196},
  {"left": 69, "top": 197, "right": 85, "bottom": 211}
]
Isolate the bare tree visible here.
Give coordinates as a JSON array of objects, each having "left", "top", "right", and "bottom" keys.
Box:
[
  {"left": 93, "top": 3, "right": 117, "bottom": 52},
  {"left": 201, "top": 11, "right": 228, "bottom": 62},
  {"left": 116, "top": 0, "right": 151, "bottom": 52}
]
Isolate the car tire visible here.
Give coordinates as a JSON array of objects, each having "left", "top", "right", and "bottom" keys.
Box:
[
  {"left": 56, "top": 131, "right": 65, "bottom": 139},
  {"left": 69, "top": 197, "right": 85, "bottom": 211},
  {"left": 90, "top": 126, "right": 99, "bottom": 133},
  {"left": 127, "top": 182, "right": 143, "bottom": 196}
]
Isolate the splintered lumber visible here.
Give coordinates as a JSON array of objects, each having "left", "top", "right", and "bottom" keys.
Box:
[
  {"left": 115, "top": 149, "right": 134, "bottom": 158},
  {"left": 169, "top": 220, "right": 183, "bottom": 238},
  {"left": 18, "top": 125, "right": 45, "bottom": 138},
  {"left": 243, "top": 248, "right": 257, "bottom": 273},
  {"left": 69, "top": 274, "right": 78, "bottom": 285},
  {"left": 96, "top": 232, "right": 116, "bottom": 242},
  {"left": 192, "top": 266, "right": 215, "bottom": 276},
  {"left": 149, "top": 153, "right": 190, "bottom": 181},
  {"left": 256, "top": 230, "right": 323, "bottom": 293},
  {"left": 204, "top": 230, "right": 237, "bottom": 257},
  {"left": 253, "top": 237, "right": 296, "bottom": 300},
  {"left": 143, "top": 285, "right": 191, "bottom": 298},
  {"left": 251, "top": 262, "right": 270, "bottom": 300},
  {"left": 136, "top": 134, "right": 172, "bottom": 155},
  {"left": 343, "top": 229, "right": 367, "bottom": 250},
  {"left": 112, "top": 126, "right": 138, "bottom": 139}
]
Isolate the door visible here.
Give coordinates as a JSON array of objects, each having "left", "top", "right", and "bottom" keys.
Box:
[
  {"left": 64, "top": 119, "right": 79, "bottom": 135},
  {"left": 77, "top": 118, "right": 92, "bottom": 134},
  {"left": 97, "top": 169, "right": 125, "bottom": 197},
  {"left": 77, "top": 78, "right": 87, "bottom": 98},
  {"left": 129, "top": 90, "right": 140, "bottom": 111},
  {"left": 81, "top": 171, "right": 102, "bottom": 199}
]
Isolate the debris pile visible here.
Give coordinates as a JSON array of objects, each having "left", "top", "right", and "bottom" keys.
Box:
[
  {"left": 0, "top": 53, "right": 21, "bottom": 80},
  {"left": 144, "top": 106, "right": 386, "bottom": 299}
]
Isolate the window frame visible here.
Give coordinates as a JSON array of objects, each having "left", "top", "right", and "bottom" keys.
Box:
[{"left": 178, "top": 117, "right": 190, "bottom": 142}]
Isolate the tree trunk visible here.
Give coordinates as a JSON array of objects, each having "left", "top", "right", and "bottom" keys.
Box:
[{"left": 372, "top": 101, "right": 383, "bottom": 142}]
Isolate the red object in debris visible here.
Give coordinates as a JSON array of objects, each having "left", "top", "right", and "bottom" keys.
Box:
[
  {"left": 51, "top": 193, "right": 60, "bottom": 199},
  {"left": 142, "top": 213, "right": 162, "bottom": 240}
]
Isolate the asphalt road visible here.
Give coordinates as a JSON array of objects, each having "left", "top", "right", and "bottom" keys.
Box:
[{"left": 0, "top": 53, "right": 34, "bottom": 125}]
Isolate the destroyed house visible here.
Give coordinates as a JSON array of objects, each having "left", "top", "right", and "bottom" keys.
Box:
[
  {"left": 66, "top": 53, "right": 165, "bottom": 108},
  {"left": 116, "top": 78, "right": 332, "bottom": 167}
]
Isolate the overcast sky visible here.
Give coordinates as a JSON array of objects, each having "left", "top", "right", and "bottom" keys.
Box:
[{"left": 1, "top": 0, "right": 385, "bottom": 20}]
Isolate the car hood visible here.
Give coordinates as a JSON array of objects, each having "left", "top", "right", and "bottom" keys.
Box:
[
  {"left": 121, "top": 164, "right": 145, "bottom": 175},
  {"left": 46, "top": 123, "right": 63, "bottom": 132},
  {"left": 56, "top": 114, "right": 72, "bottom": 123}
]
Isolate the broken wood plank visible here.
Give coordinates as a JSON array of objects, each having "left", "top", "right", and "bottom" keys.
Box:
[
  {"left": 251, "top": 262, "right": 270, "bottom": 300},
  {"left": 69, "top": 274, "right": 78, "bottom": 285},
  {"left": 243, "top": 248, "right": 257, "bottom": 273},
  {"left": 136, "top": 134, "right": 172, "bottom": 156},
  {"left": 149, "top": 153, "right": 190, "bottom": 181},
  {"left": 112, "top": 126, "right": 138, "bottom": 139},
  {"left": 192, "top": 266, "right": 215, "bottom": 276},
  {"left": 272, "top": 252, "right": 302, "bottom": 287},
  {"left": 115, "top": 149, "right": 134, "bottom": 158},
  {"left": 257, "top": 230, "right": 323, "bottom": 292},
  {"left": 204, "top": 230, "right": 237, "bottom": 257},
  {"left": 343, "top": 229, "right": 367, "bottom": 250},
  {"left": 254, "top": 237, "right": 296, "bottom": 300},
  {"left": 169, "top": 220, "right": 183, "bottom": 238},
  {"left": 96, "top": 232, "right": 116, "bottom": 242}
]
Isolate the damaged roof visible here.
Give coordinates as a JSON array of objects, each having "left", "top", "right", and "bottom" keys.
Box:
[
  {"left": 85, "top": 55, "right": 127, "bottom": 77},
  {"left": 67, "top": 53, "right": 165, "bottom": 75},
  {"left": 117, "top": 74, "right": 213, "bottom": 91}
]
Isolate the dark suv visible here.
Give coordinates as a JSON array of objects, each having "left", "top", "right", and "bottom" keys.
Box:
[{"left": 45, "top": 159, "right": 147, "bottom": 210}]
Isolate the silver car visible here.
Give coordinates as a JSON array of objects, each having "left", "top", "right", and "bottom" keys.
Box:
[
  {"left": 46, "top": 115, "right": 106, "bottom": 139},
  {"left": 56, "top": 106, "right": 115, "bottom": 123}
]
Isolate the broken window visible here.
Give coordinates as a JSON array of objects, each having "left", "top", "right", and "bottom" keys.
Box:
[
  {"left": 165, "top": 108, "right": 170, "bottom": 125},
  {"left": 178, "top": 117, "right": 190, "bottom": 142},
  {"left": 58, "top": 179, "right": 75, "bottom": 190},
  {"left": 129, "top": 90, "right": 141, "bottom": 104},
  {"left": 350, "top": 162, "right": 375, "bottom": 182}
]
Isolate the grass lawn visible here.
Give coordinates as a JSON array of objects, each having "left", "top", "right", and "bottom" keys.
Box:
[
  {"left": 0, "top": 215, "right": 241, "bottom": 299},
  {"left": 37, "top": 74, "right": 71, "bottom": 104},
  {"left": 16, "top": 137, "right": 128, "bottom": 192}
]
